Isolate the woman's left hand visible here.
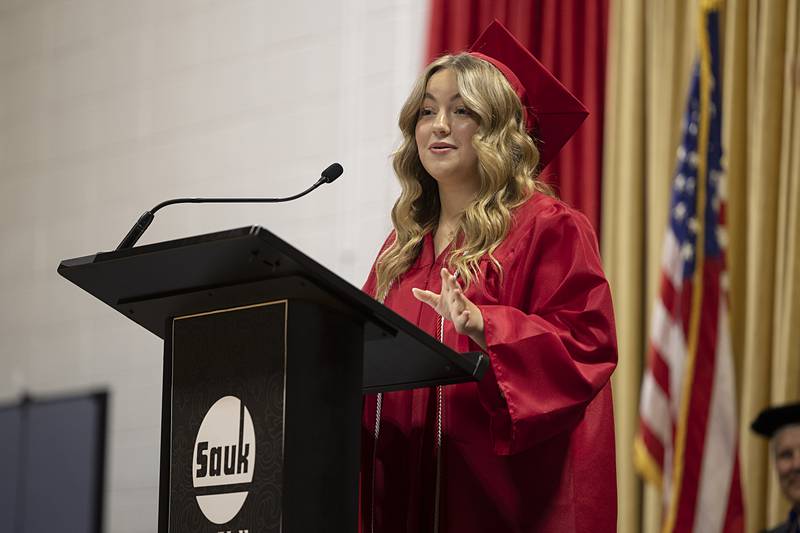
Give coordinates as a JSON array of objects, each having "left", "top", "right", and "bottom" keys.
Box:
[{"left": 412, "top": 268, "right": 487, "bottom": 350}]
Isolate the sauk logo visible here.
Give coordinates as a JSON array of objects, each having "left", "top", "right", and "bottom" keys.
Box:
[{"left": 193, "top": 396, "right": 256, "bottom": 524}]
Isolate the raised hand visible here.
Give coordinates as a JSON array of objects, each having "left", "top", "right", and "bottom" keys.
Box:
[{"left": 411, "top": 268, "right": 487, "bottom": 350}]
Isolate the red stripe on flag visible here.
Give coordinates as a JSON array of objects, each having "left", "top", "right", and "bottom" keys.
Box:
[
  {"left": 659, "top": 273, "right": 680, "bottom": 320},
  {"left": 679, "top": 279, "right": 694, "bottom": 337},
  {"left": 673, "top": 262, "right": 722, "bottom": 531},
  {"left": 649, "top": 348, "right": 671, "bottom": 400},
  {"left": 723, "top": 446, "right": 745, "bottom": 531},
  {"left": 640, "top": 419, "right": 666, "bottom": 469}
]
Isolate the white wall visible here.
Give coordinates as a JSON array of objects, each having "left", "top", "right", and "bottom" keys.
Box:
[{"left": 0, "top": 0, "right": 427, "bottom": 530}]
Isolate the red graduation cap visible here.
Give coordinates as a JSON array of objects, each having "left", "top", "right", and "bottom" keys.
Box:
[{"left": 468, "top": 20, "right": 588, "bottom": 170}]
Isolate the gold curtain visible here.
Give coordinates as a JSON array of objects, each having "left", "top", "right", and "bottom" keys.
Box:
[{"left": 603, "top": 0, "right": 800, "bottom": 531}]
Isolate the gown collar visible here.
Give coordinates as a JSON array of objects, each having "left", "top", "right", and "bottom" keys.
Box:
[{"left": 419, "top": 231, "right": 459, "bottom": 269}]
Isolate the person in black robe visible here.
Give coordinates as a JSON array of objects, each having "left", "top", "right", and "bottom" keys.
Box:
[{"left": 752, "top": 402, "right": 800, "bottom": 533}]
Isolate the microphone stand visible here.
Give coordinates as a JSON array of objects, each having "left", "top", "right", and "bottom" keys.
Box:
[{"left": 116, "top": 163, "right": 343, "bottom": 250}]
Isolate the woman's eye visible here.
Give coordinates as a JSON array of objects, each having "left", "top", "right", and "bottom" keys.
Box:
[
  {"left": 454, "top": 107, "right": 471, "bottom": 115},
  {"left": 419, "top": 108, "right": 434, "bottom": 117}
]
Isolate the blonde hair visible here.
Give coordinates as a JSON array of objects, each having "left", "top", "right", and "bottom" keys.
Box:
[{"left": 374, "top": 53, "right": 551, "bottom": 301}]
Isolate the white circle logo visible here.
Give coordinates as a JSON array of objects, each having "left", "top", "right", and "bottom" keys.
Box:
[{"left": 193, "top": 395, "right": 256, "bottom": 524}]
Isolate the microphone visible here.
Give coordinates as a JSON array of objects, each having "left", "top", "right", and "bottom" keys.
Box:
[{"left": 115, "top": 162, "right": 344, "bottom": 250}]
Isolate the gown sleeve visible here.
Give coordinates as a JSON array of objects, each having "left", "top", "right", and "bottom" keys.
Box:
[{"left": 470, "top": 201, "right": 617, "bottom": 455}]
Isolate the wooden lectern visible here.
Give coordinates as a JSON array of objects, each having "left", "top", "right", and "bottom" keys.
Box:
[{"left": 58, "top": 226, "right": 487, "bottom": 532}]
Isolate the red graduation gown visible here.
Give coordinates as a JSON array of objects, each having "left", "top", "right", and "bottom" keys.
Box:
[{"left": 361, "top": 193, "right": 618, "bottom": 532}]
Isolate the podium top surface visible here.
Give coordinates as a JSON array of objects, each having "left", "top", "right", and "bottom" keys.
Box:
[{"left": 58, "top": 226, "right": 488, "bottom": 392}]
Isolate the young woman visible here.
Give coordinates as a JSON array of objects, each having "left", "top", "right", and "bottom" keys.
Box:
[{"left": 361, "top": 22, "right": 618, "bottom": 533}]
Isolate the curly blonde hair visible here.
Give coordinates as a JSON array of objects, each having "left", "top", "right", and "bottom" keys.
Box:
[{"left": 374, "top": 53, "right": 551, "bottom": 301}]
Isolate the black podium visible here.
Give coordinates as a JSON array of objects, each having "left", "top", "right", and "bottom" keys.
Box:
[{"left": 58, "top": 226, "right": 487, "bottom": 532}]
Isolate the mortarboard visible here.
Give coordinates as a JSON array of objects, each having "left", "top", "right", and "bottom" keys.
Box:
[
  {"left": 751, "top": 402, "right": 800, "bottom": 438},
  {"left": 468, "top": 20, "right": 588, "bottom": 171}
]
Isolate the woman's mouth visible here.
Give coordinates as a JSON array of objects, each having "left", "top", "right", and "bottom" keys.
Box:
[{"left": 430, "top": 143, "right": 456, "bottom": 153}]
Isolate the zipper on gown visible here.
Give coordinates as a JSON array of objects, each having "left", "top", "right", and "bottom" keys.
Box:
[{"left": 371, "top": 270, "right": 448, "bottom": 533}]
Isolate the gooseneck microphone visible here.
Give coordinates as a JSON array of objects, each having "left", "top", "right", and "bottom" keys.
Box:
[{"left": 116, "top": 162, "right": 344, "bottom": 250}]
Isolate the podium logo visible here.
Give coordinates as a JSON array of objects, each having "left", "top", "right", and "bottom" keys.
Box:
[{"left": 193, "top": 396, "right": 256, "bottom": 525}]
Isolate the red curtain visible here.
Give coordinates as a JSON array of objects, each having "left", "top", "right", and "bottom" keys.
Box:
[{"left": 426, "top": 0, "right": 608, "bottom": 234}]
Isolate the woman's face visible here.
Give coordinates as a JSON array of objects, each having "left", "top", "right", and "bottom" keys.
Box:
[{"left": 415, "top": 69, "right": 481, "bottom": 187}]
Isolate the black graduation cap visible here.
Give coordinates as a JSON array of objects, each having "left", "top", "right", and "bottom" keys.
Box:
[{"left": 751, "top": 402, "right": 800, "bottom": 438}]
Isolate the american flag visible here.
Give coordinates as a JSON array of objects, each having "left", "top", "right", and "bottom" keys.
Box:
[{"left": 635, "top": 5, "right": 745, "bottom": 532}]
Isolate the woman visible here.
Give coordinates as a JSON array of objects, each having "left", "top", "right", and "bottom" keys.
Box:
[{"left": 361, "top": 22, "right": 618, "bottom": 533}]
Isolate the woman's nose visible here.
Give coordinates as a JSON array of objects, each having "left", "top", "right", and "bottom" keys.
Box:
[{"left": 432, "top": 110, "right": 450, "bottom": 135}]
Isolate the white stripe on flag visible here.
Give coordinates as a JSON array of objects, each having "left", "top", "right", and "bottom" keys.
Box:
[
  {"left": 692, "top": 296, "right": 736, "bottom": 533},
  {"left": 649, "top": 298, "right": 688, "bottom": 417},
  {"left": 663, "top": 438, "right": 674, "bottom": 506},
  {"left": 661, "top": 230, "right": 684, "bottom": 290},
  {"left": 640, "top": 371, "right": 671, "bottom": 447}
]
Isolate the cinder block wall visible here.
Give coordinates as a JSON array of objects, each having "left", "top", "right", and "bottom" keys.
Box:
[{"left": 0, "top": 0, "right": 427, "bottom": 530}]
